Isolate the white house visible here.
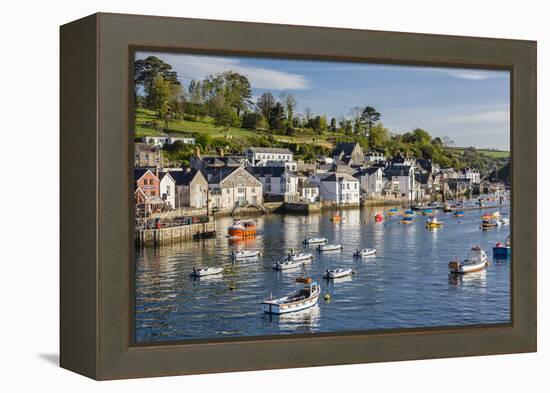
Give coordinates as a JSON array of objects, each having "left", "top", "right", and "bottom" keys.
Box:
[
  {"left": 365, "top": 150, "right": 386, "bottom": 164},
  {"left": 461, "top": 168, "right": 481, "bottom": 184},
  {"left": 206, "top": 167, "right": 263, "bottom": 210},
  {"left": 143, "top": 135, "right": 195, "bottom": 147},
  {"left": 310, "top": 172, "right": 360, "bottom": 205},
  {"left": 159, "top": 172, "right": 176, "bottom": 209},
  {"left": 354, "top": 166, "right": 384, "bottom": 197},
  {"left": 300, "top": 180, "right": 320, "bottom": 203},
  {"left": 385, "top": 165, "right": 416, "bottom": 199},
  {"left": 245, "top": 147, "right": 294, "bottom": 166},
  {"left": 247, "top": 167, "right": 299, "bottom": 201}
]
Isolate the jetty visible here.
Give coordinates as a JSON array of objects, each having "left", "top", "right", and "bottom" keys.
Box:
[{"left": 135, "top": 217, "right": 215, "bottom": 247}]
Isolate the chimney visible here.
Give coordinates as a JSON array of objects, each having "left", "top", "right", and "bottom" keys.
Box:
[{"left": 194, "top": 145, "right": 201, "bottom": 159}]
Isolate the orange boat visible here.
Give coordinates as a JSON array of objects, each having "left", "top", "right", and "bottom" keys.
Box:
[
  {"left": 228, "top": 219, "right": 257, "bottom": 237},
  {"left": 330, "top": 215, "right": 341, "bottom": 222}
]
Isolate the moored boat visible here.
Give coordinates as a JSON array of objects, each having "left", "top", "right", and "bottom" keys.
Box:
[
  {"left": 228, "top": 219, "right": 257, "bottom": 238},
  {"left": 303, "top": 237, "right": 327, "bottom": 245},
  {"left": 400, "top": 216, "right": 414, "bottom": 224},
  {"left": 374, "top": 212, "right": 384, "bottom": 222},
  {"left": 231, "top": 250, "right": 261, "bottom": 260},
  {"left": 190, "top": 266, "right": 223, "bottom": 277},
  {"left": 426, "top": 216, "right": 443, "bottom": 229},
  {"left": 318, "top": 244, "right": 343, "bottom": 252},
  {"left": 403, "top": 209, "right": 414, "bottom": 217},
  {"left": 448, "top": 246, "right": 488, "bottom": 274},
  {"left": 499, "top": 217, "right": 510, "bottom": 226},
  {"left": 387, "top": 208, "right": 399, "bottom": 216},
  {"left": 493, "top": 236, "right": 511, "bottom": 257},
  {"left": 481, "top": 220, "right": 498, "bottom": 230},
  {"left": 353, "top": 248, "right": 377, "bottom": 257},
  {"left": 323, "top": 268, "right": 353, "bottom": 279},
  {"left": 421, "top": 209, "right": 434, "bottom": 216},
  {"left": 453, "top": 211, "right": 465, "bottom": 217},
  {"left": 262, "top": 278, "right": 321, "bottom": 314},
  {"left": 273, "top": 259, "right": 304, "bottom": 270},
  {"left": 443, "top": 204, "right": 453, "bottom": 212},
  {"left": 330, "top": 215, "right": 341, "bottom": 222}
]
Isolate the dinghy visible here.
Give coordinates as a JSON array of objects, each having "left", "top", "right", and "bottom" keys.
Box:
[
  {"left": 493, "top": 236, "right": 511, "bottom": 257},
  {"left": 448, "top": 246, "right": 488, "bottom": 274},
  {"left": 273, "top": 260, "right": 304, "bottom": 270},
  {"left": 323, "top": 268, "right": 353, "bottom": 279},
  {"left": 318, "top": 244, "right": 343, "bottom": 252},
  {"left": 190, "top": 266, "right": 223, "bottom": 277},
  {"left": 231, "top": 250, "right": 261, "bottom": 260},
  {"left": 262, "top": 278, "right": 320, "bottom": 314},
  {"left": 303, "top": 237, "right": 327, "bottom": 245},
  {"left": 353, "top": 248, "right": 377, "bottom": 257}
]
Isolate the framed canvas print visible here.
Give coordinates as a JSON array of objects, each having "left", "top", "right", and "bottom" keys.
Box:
[{"left": 60, "top": 13, "right": 537, "bottom": 380}]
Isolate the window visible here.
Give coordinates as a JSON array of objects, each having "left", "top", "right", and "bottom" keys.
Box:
[
  {"left": 238, "top": 187, "right": 245, "bottom": 193},
  {"left": 151, "top": 191, "right": 156, "bottom": 196},
  {"left": 166, "top": 186, "right": 171, "bottom": 196}
]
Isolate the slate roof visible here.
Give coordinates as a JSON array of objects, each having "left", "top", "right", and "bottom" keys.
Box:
[
  {"left": 134, "top": 168, "right": 156, "bottom": 182},
  {"left": 322, "top": 172, "right": 359, "bottom": 182},
  {"left": 134, "top": 142, "right": 160, "bottom": 152},
  {"left": 385, "top": 165, "right": 412, "bottom": 177},
  {"left": 354, "top": 166, "right": 382, "bottom": 178},
  {"left": 247, "top": 147, "right": 293, "bottom": 155},
  {"left": 331, "top": 142, "right": 357, "bottom": 157},
  {"left": 168, "top": 169, "right": 202, "bottom": 186},
  {"left": 246, "top": 166, "right": 287, "bottom": 177}
]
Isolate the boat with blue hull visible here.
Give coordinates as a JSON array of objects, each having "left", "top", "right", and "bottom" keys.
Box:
[{"left": 493, "top": 236, "right": 511, "bottom": 257}]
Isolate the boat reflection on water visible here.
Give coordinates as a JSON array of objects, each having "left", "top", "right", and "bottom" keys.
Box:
[
  {"left": 492, "top": 255, "right": 511, "bottom": 265},
  {"left": 448, "top": 269, "right": 487, "bottom": 289},
  {"left": 266, "top": 305, "right": 321, "bottom": 332}
]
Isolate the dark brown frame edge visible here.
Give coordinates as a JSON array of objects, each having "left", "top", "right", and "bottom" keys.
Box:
[{"left": 60, "top": 12, "right": 537, "bottom": 380}]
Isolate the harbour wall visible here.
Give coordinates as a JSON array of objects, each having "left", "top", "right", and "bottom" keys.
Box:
[{"left": 135, "top": 221, "right": 216, "bottom": 247}]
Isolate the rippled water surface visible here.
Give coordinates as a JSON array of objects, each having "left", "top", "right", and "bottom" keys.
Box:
[{"left": 135, "top": 202, "right": 511, "bottom": 342}]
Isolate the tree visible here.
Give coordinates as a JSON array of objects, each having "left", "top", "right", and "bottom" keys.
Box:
[
  {"left": 349, "top": 106, "right": 364, "bottom": 134},
  {"left": 361, "top": 106, "right": 381, "bottom": 137},
  {"left": 134, "top": 56, "right": 180, "bottom": 95},
  {"left": 256, "top": 92, "right": 276, "bottom": 124},
  {"left": 369, "top": 123, "right": 389, "bottom": 148},
  {"left": 242, "top": 112, "right": 268, "bottom": 130},
  {"left": 279, "top": 93, "right": 297, "bottom": 124},
  {"left": 210, "top": 96, "right": 240, "bottom": 130},
  {"left": 188, "top": 80, "right": 204, "bottom": 119},
  {"left": 269, "top": 102, "right": 286, "bottom": 131},
  {"left": 304, "top": 106, "right": 313, "bottom": 122},
  {"left": 311, "top": 116, "right": 328, "bottom": 134},
  {"left": 201, "top": 71, "right": 252, "bottom": 117},
  {"left": 330, "top": 117, "right": 337, "bottom": 132},
  {"left": 146, "top": 75, "right": 172, "bottom": 128},
  {"left": 442, "top": 136, "right": 455, "bottom": 147}
]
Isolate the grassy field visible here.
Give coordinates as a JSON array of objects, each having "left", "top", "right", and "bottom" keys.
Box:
[
  {"left": 451, "top": 147, "right": 510, "bottom": 159},
  {"left": 134, "top": 108, "right": 334, "bottom": 148}
]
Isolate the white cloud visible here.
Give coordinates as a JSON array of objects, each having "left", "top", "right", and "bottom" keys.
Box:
[
  {"left": 446, "top": 109, "right": 510, "bottom": 124},
  {"left": 137, "top": 52, "right": 310, "bottom": 90},
  {"left": 422, "top": 67, "right": 508, "bottom": 80}
]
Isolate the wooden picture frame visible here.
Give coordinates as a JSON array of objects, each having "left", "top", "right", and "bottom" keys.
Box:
[{"left": 60, "top": 12, "right": 537, "bottom": 380}]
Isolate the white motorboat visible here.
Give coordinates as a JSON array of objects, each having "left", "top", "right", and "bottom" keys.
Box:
[
  {"left": 273, "top": 260, "right": 303, "bottom": 270},
  {"left": 262, "top": 278, "right": 320, "bottom": 314},
  {"left": 304, "top": 237, "right": 328, "bottom": 245},
  {"left": 448, "top": 246, "right": 488, "bottom": 274},
  {"left": 318, "top": 244, "right": 343, "bottom": 252},
  {"left": 323, "top": 268, "right": 353, "bottom": 279},
  {"left": 190, "top": 266, "right": 223, "bottom": 277},
  {"left": 284, "top": 253, "right": 314, "bottom": 262},
  {"left": 499, "top": 217, "right": 510, "bottom": 226},
  {"left": 231, "top": 250, "right": 261, "bottom": 260},
  {"left": 353, "top": 248, "right": 377, "bottom": 257}
]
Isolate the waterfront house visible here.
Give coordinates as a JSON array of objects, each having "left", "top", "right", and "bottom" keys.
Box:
[
  {"left": 206, "top": 166, "right": 263, "bottom": 210},
  {"left": 461, "top": 167, "right": 481, "bottom": 184},
  {"left": 134, "top": 168, "right": 160, "bottom": 198},
  {"left": 247, "top": 166, "right": 299, "bottom": 201},
  {"left": 330, "top": 142, "right": 365, "bottom": 166},
  {"left": 354, "top": 166, "right": 384, "bottom": 197},
  {"left": 245, "top": 147, "right": 294, "bottom": 167},
  {"left": 384, "top": 165, "right": 416, "bottom": 199},
  {"left": 365, "top": 150, "right": 386, "bottom": 164},
  {"left": 169, "top": 169, "right": 208, "bottom": 209},
  {"left": 300, "top": 180, "right": 320, "bottom": 203},
  {"left": 310, "top": 172, "right": 360, "bottom": 205},
  {"left": 159, "top": 172, "right": 176, "bottom": 209},
  {"left": 134, "top": 143, "right": 163, "bottom": 168}
]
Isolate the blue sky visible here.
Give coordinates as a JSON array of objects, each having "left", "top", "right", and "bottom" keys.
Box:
[{"left": 137, "top": 51, "right": 510, "bottom": 150}]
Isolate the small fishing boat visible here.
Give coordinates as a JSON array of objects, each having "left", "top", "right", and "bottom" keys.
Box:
[
  {"left": 227, "top": 219, "right": 257, "bottom": 238},
  {"left": 284, "top": 253, "right": 314, "bottom": 262},
  {"left": 387, "top": 208, "right": 399, "bottom": 216},
  {"left": 443, "top": 204, "right": 453, "bottom": 212},
  {"left": 403, "top": 209, "right": 414, "bottom": 217},
  {"left": 262, "top": 278, "right": 320, "bottom": 314},
  {"left": 481, "top": 213, "right": 492, "bottom": 221},
  {"left": 481, "top": 220, "right": 498, "bottom": 230},
  {"left": 190, "top": 266, "right": 223, "bottom": 277},
  {"left": 421, "top": 209, "right": 434, "bottom": 216},
  {"left": 493, "top": 236, "right": 511, "bottom": 257},
  {"left": 323, "top": 268, "right": 353, "bottom": 279},
  {"left": 400, "top": 216, "right": 414, "bottom": 224},
  {"left": 303, "top": 237, "right": 328, "bottom": 245},
  {"left": 330, "top": 215, "right": 341, "bottom": 222},
  {"left": 448, "top": 246, "right": 488, "bottom": 274},
  {"left": 374, "top": 212, "right": 384, "bottom": 222},
  {"left": 453, "top": 211, "right": 465, "bottom": 218},
  {"left": 426, "top": 216, "right": 443, "bottom": 229},
  {"left": 353, "top": 248, "right": 377, "bottom": 257},
  {"left": 231, "top": 250, "right": 261, "bottom": 260},
  {"left": 499, "top": 217, "right": 510, "bottom": 226},
  {"left": 318, "top": 244, "right": 343, "bottom": 252},
  {"left": 492, "top": 211, "right": 501, "bottom": 219},
  {"left": 273, "top": 260, "right": 304, "bottom": 270}
]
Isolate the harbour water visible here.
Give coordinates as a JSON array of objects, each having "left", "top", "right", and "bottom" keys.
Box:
[{"left": 135, "top": 202, "right": 511, "bottom": 343}]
